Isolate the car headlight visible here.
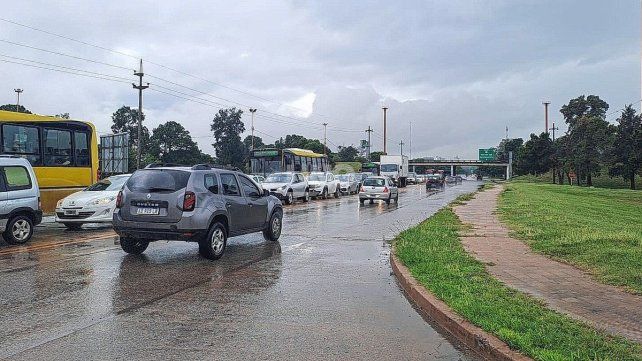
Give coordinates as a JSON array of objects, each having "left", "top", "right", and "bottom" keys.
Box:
[
  {"left": 90, "top": 196, "right": 116, "bottom": 206},
  {"left": 56, "top": 199, "right": 63, "bottom": 208}
]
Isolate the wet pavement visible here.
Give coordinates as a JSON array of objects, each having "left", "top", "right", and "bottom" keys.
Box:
[{"left": 0, "top": 181, "right": 481, "bottom": 360}]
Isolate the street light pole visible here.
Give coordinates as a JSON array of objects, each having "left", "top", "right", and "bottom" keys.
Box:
[
  {"left": 322, "top": 123, "right": 328, "bottom": 156},
  {"left": 365, "top": 126, "right": 373, "bottom": 160},
  {"left": 543, "top": 101, "right": 550, "bottom": 135},
  {"left": 14, "top": 89, "right": 23, "bottom": 112},
  {"left": 249, "top": 108, "right": 257, "bottom": 150},
  {"left": 382, "top": 106, "right": 388, "bottom": 155},
  {"left": 399, "top": 140, "right": 404, "bottom": 155},
  {"left": 409, "top": 121, "right": 412, "bottom": 160},
  {"left": 132, "top": 59, "right": 149, "bottom": 170}
]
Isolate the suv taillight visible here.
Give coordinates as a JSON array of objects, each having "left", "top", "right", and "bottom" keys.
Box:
[
  {"left": 183, "top": 191, "right": 196, "bottom": 211},
  {"left": 116, "top": 191, "right": 123, "bottom": 208},
  {"left": 383, "top": 186, "right": 389, "bottom": 193}
]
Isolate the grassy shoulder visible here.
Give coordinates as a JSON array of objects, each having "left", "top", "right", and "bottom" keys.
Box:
[
  {"left": 498, "top": 182, "right": 642, "bottom": 294},
  {"left": 394, "top": 206, "right": 641, "bottom": 360},
  {"left": 512, "top": 173, "right": 642, "bottom": 189}
]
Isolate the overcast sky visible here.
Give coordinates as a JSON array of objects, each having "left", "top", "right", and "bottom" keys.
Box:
[{"left": 0, "top": 1, "right": 639, "bottom": 159}]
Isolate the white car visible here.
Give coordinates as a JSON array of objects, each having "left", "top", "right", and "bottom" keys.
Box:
[
  {"left": 55, "top": 174, "right": 131, "bottom": 229},
  {"left": 250, "top": 175, "right": 265, "bottom": 189},
  {"left": 337, "top": 173, "right": 360, "bottom": 195},
  {"left": 262, "top": 172, "right": 309, "bottom": 204},
  {"left": 307, "top": 172, "right": 341, "bottom": 199}
]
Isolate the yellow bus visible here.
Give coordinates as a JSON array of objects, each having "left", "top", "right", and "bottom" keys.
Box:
[
  {"left": 0, "top": 110, "right": 99, "bottom": 212},
  {"left": 250, "top": 147, "right": 329, "bottom": 176}
]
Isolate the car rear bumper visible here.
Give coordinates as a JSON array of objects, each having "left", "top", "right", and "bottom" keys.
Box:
[
  {"left": 112, "top": 212, "right": 207, "bottom": 241},
  {"left": 359, "top": 192, "right": 391, "bottom": 200}
]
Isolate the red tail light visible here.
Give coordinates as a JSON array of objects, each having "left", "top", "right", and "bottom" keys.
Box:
[
  {"left": 360, "top": 186, "right": 365, "bottom": 192},
  {"left": 383, "top": 186, "right": 389, "bottom": 193},
  {"left": 183, "top": 191, "right": 196, "bottom": 211},
  {"left": 116, "top": 191, "right": 123, "bottom": 208}
]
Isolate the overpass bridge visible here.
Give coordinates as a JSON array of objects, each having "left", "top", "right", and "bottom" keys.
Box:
[{"left": 408, "top": 159, "right": 512, "bottom": 179}]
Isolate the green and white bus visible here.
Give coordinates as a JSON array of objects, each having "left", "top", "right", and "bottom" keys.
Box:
[{"left": 250, "top": 148, "right": 328, "bottom": 176}]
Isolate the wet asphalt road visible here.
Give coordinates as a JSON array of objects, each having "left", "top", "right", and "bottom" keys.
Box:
[{"left": 0, "top": 181, "right": 481, "bottom": 361}]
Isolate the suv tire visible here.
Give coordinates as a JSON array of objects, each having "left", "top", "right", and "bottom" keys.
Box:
[
  {"left": 199, "top": 222, "right": 227, "bottom": 260},
  {"left": 3, "top": 215, "right": 34, "bottom": 245},
  {"left": 321, "top": 188, "right": 328, "bottom": 199},
  {"left": 263, "top": 210, "right": 283, "bottom": 242},
  {"left": 302, "top": 189, "right": 310, "bottom": 202},
  {"left": 334, "top": 187, "right": 340, "bottom": 198},
  {"left": 120, "top": 237, "right": 149, "bottom": 254},
  {"left": 64, "top": 223, "right": 83, "bottom": 231},
  {"left": 285, "top": 190, "right": 294, "bottom": 205}
]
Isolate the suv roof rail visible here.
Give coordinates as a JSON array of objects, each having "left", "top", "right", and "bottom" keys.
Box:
[
  {"left": 0, "top": 155, "right": 21, "bottom": 158},
  {"left": 191, "top": 163, "right": 242, "bottom": 172},
  {"left": 144, "top": 163, "right": 185, "bottom": 169}
]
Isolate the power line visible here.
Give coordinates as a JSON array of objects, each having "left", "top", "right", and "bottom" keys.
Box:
[
  {"left": 0, "top": 53, "right": 132, "bottom": 81},
  {"left": 0, "top": 39, "right": 134, "bottom": 71},
  {"left": 0, "top": 58, "right": 131, "bottom": 84}
]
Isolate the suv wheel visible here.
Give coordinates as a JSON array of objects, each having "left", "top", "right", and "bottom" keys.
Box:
[
  {"left": 120, "top": 237, "right": 149, "bottom": 255},
  {"left": 285, "top": 190, "right": 294, "bottom": 205},
  {"left": 199, "top": 222, "right": 227, "bottom": 260},
  {"left": 321, "top": 188, "right": 328, "bottom": 200},
  {"left": 302, "top": 189, "right": 310, "bottom": 202},
  {"left": 334, "top": 187, "right": 340, "bottom": 198},
  {"left": 263, "top": 210, "right": 283, "bottom": 242},
  {"left": 3, "top": 215, "right": 34, "bottom": 245},
  {"left": 64, "top": 223, "right": 83, "bottom": 231}
]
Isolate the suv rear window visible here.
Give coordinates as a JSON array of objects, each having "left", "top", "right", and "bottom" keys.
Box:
[{"left": 126, "top": 169, "right": 191, "bottom": 193}]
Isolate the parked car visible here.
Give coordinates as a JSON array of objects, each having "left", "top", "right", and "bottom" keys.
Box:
[
  {"left": 359, "top": 176, "right": 399, "bottom": 205},
  {"left": 455, "top": 175, "right": 463, "bottom": 183},
  {"left": 337, "top": 173, "right": 360, "bottom": 195},
  {"left": 0, "top": 156, "right": 42, "bottom": 245},
  {"left": 445, "top": 175, "right": 457, "bottom": 184},
  {"left": 250, "top": 175, "right": 265, "bottom": 188},
  {"left": 425, "top": 174, "right": 444, "bottom": 189},
  {"left": 55, "top": 174, "right": 131, "bottom": 229},
  {"left": 407, "top": 172, "right": 418, "bottom": 184},
  {"left": 307, "top": 172, "right": 341, "bottom": 199},
  {"left": 112, "top": 165, "right": 283, "bottom": 260},
  {"left": 262, "top": 172, "right": 309, "bottom": 204}
]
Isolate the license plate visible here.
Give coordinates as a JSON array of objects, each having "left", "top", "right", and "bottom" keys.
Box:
[
  {"left": 136, "top": 207, "right": 159, "bottom": 215},
  {"left": 64, "top": 210, "right": 78, "bottom": 216}
]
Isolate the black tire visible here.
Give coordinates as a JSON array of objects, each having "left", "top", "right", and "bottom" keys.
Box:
[
  {"left": 199, "top": 222, "right": 227, "bottom": 260},
  {"left": 321, "top": 188, "right": 328, "bottom": 200},
  {"left": 386, "top": 195, "right": 391, "bottom": 204},
  {"left": 285, "top": 190, "right": 294, "bottom": 205},
  {"left": 64, "top": 223, "right": 83, "bottom": 231},
  {"left": 3, "top": 215, "right": 34, "bottom": 245},
  {"left": 263, "top": 210, "right": 283, "bottom": 242},
  {"left": 395, "top": 194, "right": 399, "bottom": 203},
  {"left": 359, "top": 199, "right": 364, "bottom": 205},
  {"left": 334, "top": 187, "right": 340, "bottom": 198},
  {"left": 120, "top": 237, "right": 149, "bottom": 255},
  {"left": 302, "top": 189, "right": 310, "bottom": 203},
  {"left": 369, "top": 200, "right": 374, "bottom": 204}
]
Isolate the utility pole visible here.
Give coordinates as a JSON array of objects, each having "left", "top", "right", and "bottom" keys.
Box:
[
  {"left": 132, "top": 59, "right": 149, "bottom": 170},
  {"left": 543, "top": 101, "right": 550, "bottom": 135},
  {"left": 549, "top": 122, "right": 559, "bottom": 141},
  {"left": 399, "top": 140, "right": 404, "bottom": 155},
  {"left": 322, "top": 123, "right": 328, "bottom": 156},
  {"left": 382, "top": 106, "right": 388, "bottom": 154},
  {"left": 14, "top": 89, "right": 23, "bottom": 112},
  {"left": 365, "top": 126, "right": 373, "bottom": 160},
  {"left": 505, "top": 125, "right": 509, "bottom": 140},
  {"left": 249, "top": 108, "right": 257, "bottom": 150}
]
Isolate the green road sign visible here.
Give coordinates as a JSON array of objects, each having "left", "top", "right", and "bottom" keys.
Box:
[
  {"left": 252, "top": 149, "right": 279, "bottom": 157},
  {"left": 479, "top": 148, "right": 497, "bottom": 161}
]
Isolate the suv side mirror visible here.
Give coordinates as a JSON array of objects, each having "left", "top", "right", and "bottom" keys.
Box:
[{"left": 263, "top": 189, "right": 270, "bottom": 197}]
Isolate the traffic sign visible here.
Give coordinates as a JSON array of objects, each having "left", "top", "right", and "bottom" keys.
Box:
[{"left": 478, "top": 148, "right": 497, "bottom": 162}]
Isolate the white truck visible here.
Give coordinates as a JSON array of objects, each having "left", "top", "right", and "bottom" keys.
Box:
[{"left": 379, "top": 155, "right": 409, "bottom": 187}]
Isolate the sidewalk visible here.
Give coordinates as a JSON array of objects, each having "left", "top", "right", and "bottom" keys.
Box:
[{"left": 453, "top": 185, "right": 642, "bottom": 344}]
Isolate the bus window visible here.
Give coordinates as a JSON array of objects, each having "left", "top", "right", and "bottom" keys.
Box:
[
  {"left": 44, "top": 128, "right": 72, "bottom": 166},
  {"left": 284, "top": 153, "right": 293, "bottom": 171},
  {"left": 2, "top": 124, "right": 41, "bottom": 165},
  {"left": 74, "top": 132, "right": 90, "bottom": 166},
  {"left": 294, "top": 156, "right": 302, "bottom": 171}
]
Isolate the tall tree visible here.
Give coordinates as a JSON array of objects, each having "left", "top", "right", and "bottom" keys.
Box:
[
  {"left": 337, "top": 145, "right": 359, "bottom": 162},
  {"left": 149, "top": 121, "right": 213, "bottom": 165},
  {"left": 608, "top": 105, "right": 642, "bottom": 189},
  {"left": 369, "top": 151, "right": 385, "bottom": 162},
  {"left": 0, "top": 104, "right": 31, "bottom": 113},
  {"left": 211, "top": 108, "right": 245, "bottom": 169},
  {"left": 517, "top": 133, "right": 554, "bottom": 176},
  {"left": 560, "top": 95, "right": 609, "bottom": 129},
  {"left": 111, "top": 106, "right": 149, "bottom": 142},
  {"left": 243, "top": 135, "right": 264, "bottom": 150}
]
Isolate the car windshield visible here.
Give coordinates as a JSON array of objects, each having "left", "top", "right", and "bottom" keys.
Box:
[
  {"left": 337, "top": 175, "right": 349, "bottom": 181},
  {"left": 380, "top": 164, "right": 397, "bottom": 172},
  {"left": 85, "top": 176, "right": 129, "bottom": 191},
  {"left": 363, "top": 178, "right": 385, "bottom": 187},
  {"left": 126, "top": 169, "right": 191, "bottom": 192},
  {"left": 308, "top": 173, "right": 325, "bottom": 181},
  {"left": 428, "top": 175, "right": 441, "bottom": 179},
  {"left": 265, "top": 173, "right": 291, "bottom": 183}
]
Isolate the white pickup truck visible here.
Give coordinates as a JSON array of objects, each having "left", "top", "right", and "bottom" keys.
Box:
[{"left": 379, "top": 155, "right": 409, "bottom": 187}]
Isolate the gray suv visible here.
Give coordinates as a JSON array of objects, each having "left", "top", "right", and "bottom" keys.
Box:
[{"left": 113, "top": 164, "right": 283, "bottom": 260}]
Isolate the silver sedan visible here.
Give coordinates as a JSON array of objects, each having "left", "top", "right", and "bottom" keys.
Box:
[{"left": 359, "top": 176, "right": 399, "bottom": 205}]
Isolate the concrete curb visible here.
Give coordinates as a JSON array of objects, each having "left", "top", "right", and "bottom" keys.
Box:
[{"left": 390, "top": 252, "right": 531, "bottom": 361}]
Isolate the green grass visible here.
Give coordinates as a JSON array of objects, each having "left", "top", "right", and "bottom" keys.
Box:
[
  {"left": 498, "top": 183, "right": 642, "bottom": 294},
  {"left": 512, "top": 173, "right": 642, "bottom": 190},
  {"left": 394, "top": 207, "right": 641, "bottom": 360}
]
